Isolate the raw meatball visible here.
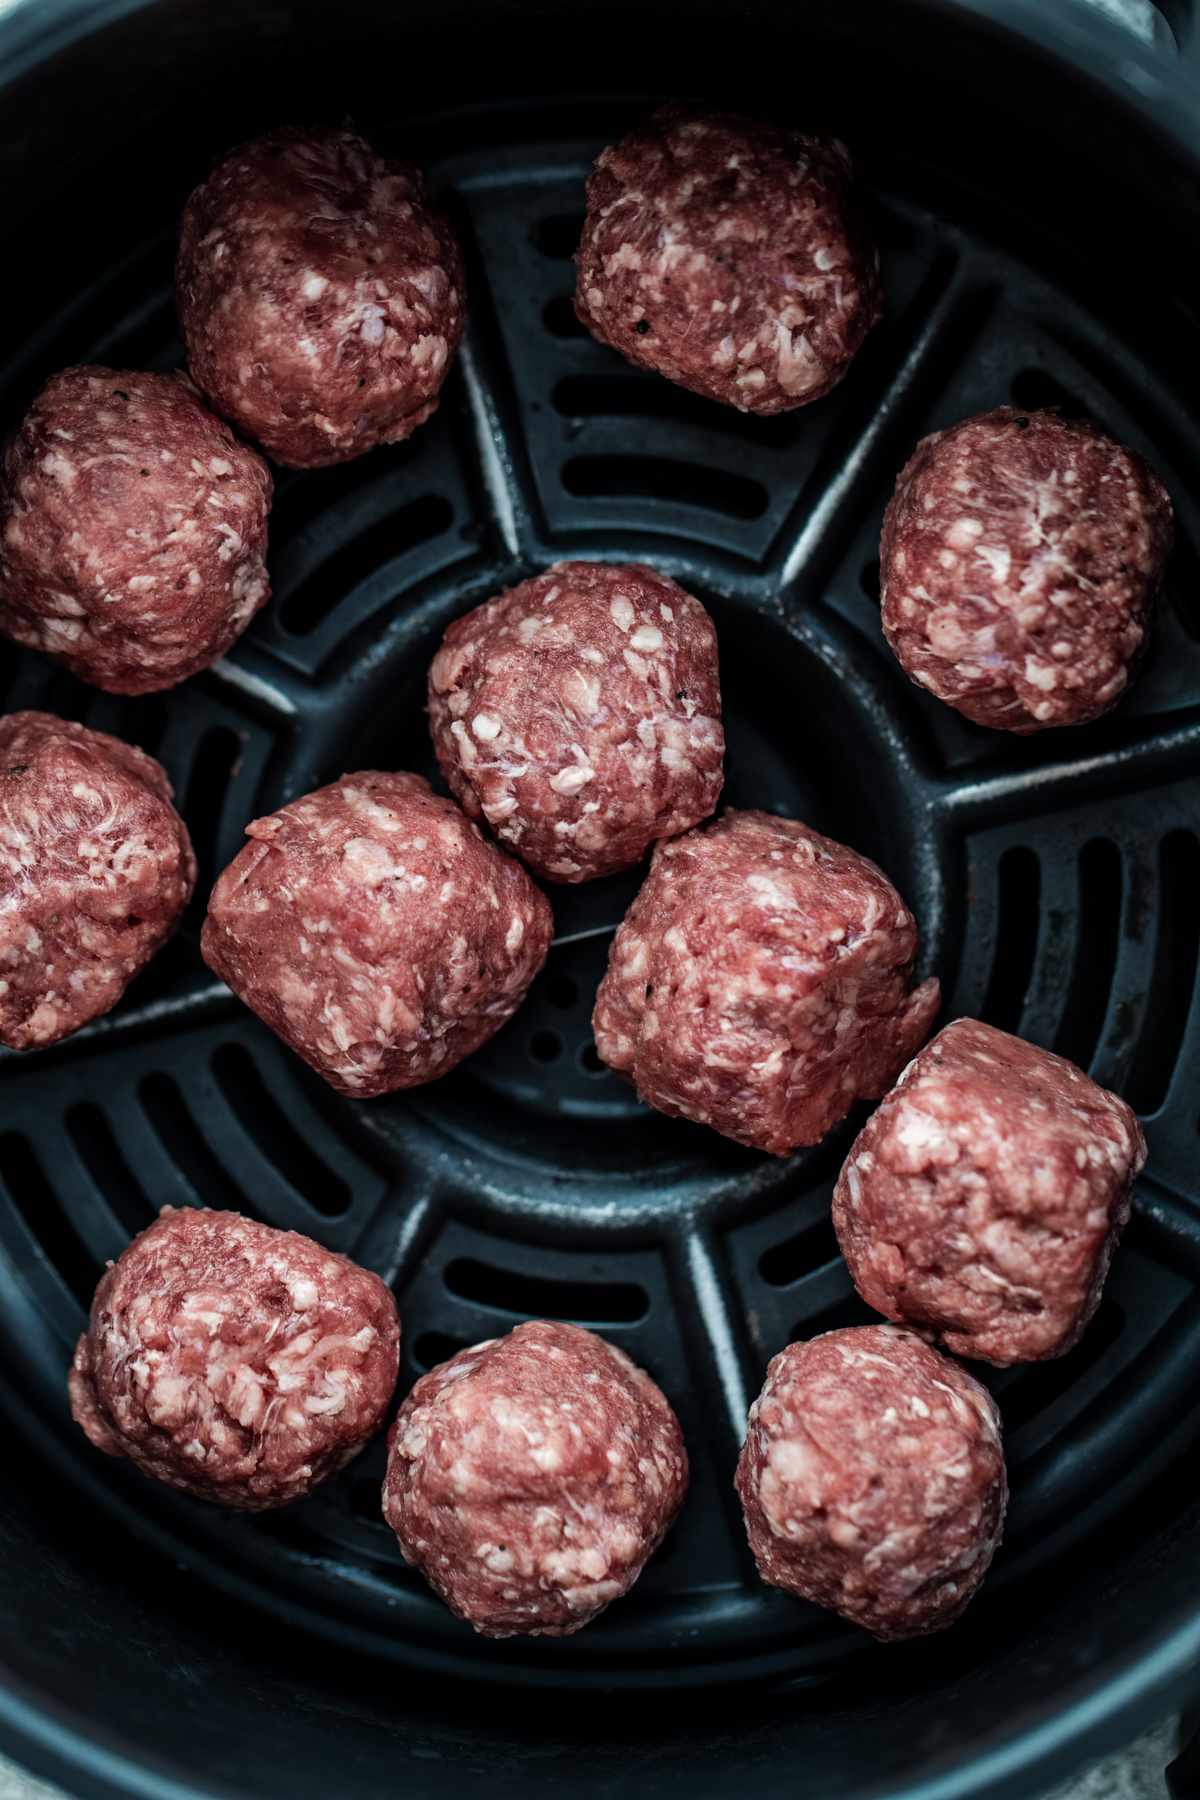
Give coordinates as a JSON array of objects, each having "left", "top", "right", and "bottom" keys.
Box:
[
  {"left": 0, "top": 711, "right": 196, "bottom": 1051},
  {"left": 832, "top": 1018, "right": 1147, "bottom": 1365},
  {"left": 592, "top": 809, "right": 940, "bottom": 1155},
  {"left": 574, "top": 103, "right": 882, "bottom": 414},
  {"left": 428, "top": 561, "right": 724, "bottom": 883},
  {"left": 879, "top": 408, "right": 1173, "bottom": 732},
  {"left": 176, "top": 124, "right": 466, "bottom": 468},
  {"left": 0, "top": 367, "right": 272, "bottom": 694},
  {"left": 383, "top": 1319, "right": 687, "bottom": 1636},
  {"left": 202, "top": 770, "right": 552, "bottom": 1097},
  {"left": 736, "top": 1325, "right": 1006, "bottom": 1640},
  {"left": 69, "top": 1206, "right": 400, "bottom": 1509}
]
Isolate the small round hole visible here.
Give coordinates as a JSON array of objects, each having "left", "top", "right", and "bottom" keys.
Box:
[
  {"left": 544, "top": 975, "right": 578, "bottom": 1009},
  {"left": 578, "top": 1042, "right": 608, "bottom": 1077},
  {"left": 528, "top": 1030, "right": 564, "bottom": 1063}
]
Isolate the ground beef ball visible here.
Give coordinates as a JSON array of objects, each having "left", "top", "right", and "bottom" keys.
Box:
[
  {"left": 736, "top": 1325, "right": 1006, "bottom": 1640},
  {"left": 69, "top": 1206, "right": 400, "bottom": 1510},
  {"left": 0, "top": 711, "right": 196, "bottom": 1051},
  {"left": 0, "top": 367, "right": 272, "bottom": 694},
  {"left": 176, "top": 124, "right": 466, "bottom": 469},
  {"left": 592, "top": 809, "right": 940, "bottom": 1155},
  {"left": 574, "top": 104, "right": 882, "bottom": 414},
  {"left": 832, "top": 1018, "right": 1147, "bottom": 1366},
  {"left": 383, "top": 1320, "right": 687, "bottom": 1636},
  {"left": 428, "top": 561, "right": 724, "bottom": 883},
  {"left": 202, "top": 770, "right": 552, "bottom": 1097},
  {"left": 879, "top": 408, "right": 1173, "bottom": 732}
]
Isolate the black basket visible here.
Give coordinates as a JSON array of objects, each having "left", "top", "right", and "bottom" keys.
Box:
[{"left": 3, "top": 2, "right": 1200, "bottom": 1795}]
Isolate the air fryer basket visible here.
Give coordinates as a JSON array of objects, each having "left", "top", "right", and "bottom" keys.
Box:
[{"left": 3, "top": 2, "right": 1200, "bottom": 1796}]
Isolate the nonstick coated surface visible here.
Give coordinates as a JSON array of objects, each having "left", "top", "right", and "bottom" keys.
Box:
[{"left": 3, "top": 95, "right": 1200, "bottom": 1705}]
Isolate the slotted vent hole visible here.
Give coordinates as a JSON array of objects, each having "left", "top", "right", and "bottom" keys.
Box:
[
  {"left": 981, "top": 846, "right": 1041, "bottom": 1034},
  {"left": 562, "top": 456, "right": 768, "bottom": 520},
  {"left": 1009, "top": 368, "right": 1089, "bottom": 419},
  {"left": 552, "top": 377, "right": 800, "bottom": 449},
  {"left": 1126, "top": 830, "right": 1200, "bottom": 1115},
  {"left": 348, "top": 1478, "right": 390, "bottom": 1527},
  {"left": 0, "top": 640, "right": 22, "bottom": 712},
  {"left": 577, "top": 1041, "right": 608, "bottom": 1077},
  {"left": 533, "top": 214, "right": 585, "bottom": 257},
  {"left": 138, "top": 1073, "right": 255, "bottom": 1214},
  {"left": 0, "top": 1132, "right": 99, "bottom": 1307},
  {"left": 268, "top": 439, "right": 421, "bottom": 550},
  {"left": 211, "top": 1044, "right": 352, "bottom": 1216},
  {"left": 412, "top": 1330, "right": 473, "bottom": 1371},
  {"left": 91, "top": 295, "right": 181, "bottom": 373},
  {"left": 65, "top": 1103, "right": 156, "bottom": 1239},
  {"left": 181, "top": 727, "right": 241, "bottom": 931},
  {"left": 1166, "top": 529, "right": 1200, "bottom": 643},
  {"left": 790, "top": 1289, "right": 881, "bottom": 1344},
  {"left": 527, "top": 1030, "right": 563, "bottom": 1065},
  {"left": 443, "top": 1258, "right": 648, "bottom": 1324},
  {"left": 1053, "top": 839, "right": 1122, "bottom": 1074},
  {"left": 121, "top": 693, "right": 169, "bottom": 757},
  {"left": 542, "top": 296, "right": 589, "bottom": 338},
  {"left": 760, "top": 1215, "right": 843, "bottom": 1287},
  {"left": 983, "top": 1298, "right": 1125, "bottom": 1433},
  {"left": 279, "top": 494, "right": 453, "bottom": 636}
]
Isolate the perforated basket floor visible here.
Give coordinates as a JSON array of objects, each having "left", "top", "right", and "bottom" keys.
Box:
[{"left": 3, "top": 100, "right": 1200, "bottom": 1693}]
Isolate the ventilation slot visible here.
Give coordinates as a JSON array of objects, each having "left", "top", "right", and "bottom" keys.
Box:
[
  {"left": 181, "top": 727, "right": 241, "bottom": 931},
  {"left": 348, "top": 1478, "right": 392, "bottom": 1527},
  {"left": 0, "top": 639, "right": 20, "bottom": 712},
  {"left": 1166, "top": 529, "right": 1200, "bottom": 642},
  {"left": 553, "top": 377, "right": 800, "bottom": 449},
  {"left": 760, "top": 1215, "right": 842, "bottom": 1287},
  {"left": 268, "top": 438, "right": 421, "bottom": 551},
  {"left": 443, "top": 1258, "right": 648, "bottom": 1323},
  {"left": 120, "top": 694, "right": 169, "bottom": 758},
  {"left": 562, "top": 456, "right": 767, "bottom": 520},
  {"left": 66, "top": 1103, "right": 156, "bottom": 1239},
  {"left": 542, "top": 296, "right": 589, "bottom": 338},
  {"left": 211, "top": 1043, "right": 351, "bottom": 1217},
  {"left": 981, "top": 846, "right": 1041, "bottom": 1034},
  {"left": 0, "top": 1132, "right": 99, "bottom": 1307},
  {"left": 93, "top": 295, "right": 181, "bottom": 374},
  {"left": 412, "top": 1330, "right": 472, "bottom": 1371},
  {"left": 1053, "top": 839, "right": 1122, "bottom": 1074},
  {"left": 533, "top": 214, "right": 584, "bottom": 257},
  {"left": 1125, "top": 830, "right": 1200, "bottom": 1115},
  {"left": 790, "top": 1289, "right": 880, "bottom": 1343},
  {"left": 139, "top": 1073, "right": 253, "bottom": 1213},
  {"left": 279, "top": 495, "right": 453, "bottom": 635},
  {"left": 987, "top": 1298, "right": 1124, "bottom": 1432},
  {"left": 1009, "top": 368, "right": 1089, "bottom": 419}
]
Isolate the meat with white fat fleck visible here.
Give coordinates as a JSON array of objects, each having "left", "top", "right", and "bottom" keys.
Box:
[
  {"left": 383, "top": 1319, "right": 688, "bottom": 1636},
  {"left": 175, "top": 124, "right": 465, "bottom": 468},
  {"left": 202, "top": 770, "right": 553, "bottom": 1096},
  {"left": 575, "top": 103, "right": 882, "bottom": 413},
  {"left": 69, "top": 1206, "right": 400, "bottom": 1508},
  {"left": 592, "top": 808, "right": 940, "bottom": 1155},
  {"left": 736, "top": 1324, "right": 1006, "bottom": 1639},
  {"left": 832, "top": 1018, "right": 1147, "bottom": 1365},
  {"left": 428, "top": 560, "right": 723, "bottom": 883},
  {"left": 0, "top": 711, "right": 196, "bottom": 1050},
  {"left": 880, "top": 407, "right": 1173, "bottom": 731},
  {"left": 0, "top": 367, "right": 272, "bottom": 693}
]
